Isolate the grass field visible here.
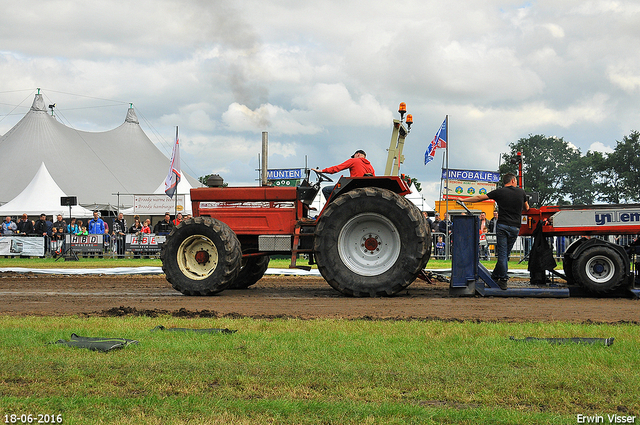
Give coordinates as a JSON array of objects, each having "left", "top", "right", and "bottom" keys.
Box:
[
  {"left": 1, "top": 316, "right": 637, "bottom": 425},
  {"left": 2, "top": 256, "right": 633, "bottom": 424}
]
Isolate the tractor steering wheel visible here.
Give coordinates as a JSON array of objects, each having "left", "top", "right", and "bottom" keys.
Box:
[{"left": 313, "top": 169, "right": 333, "bottom": 183}]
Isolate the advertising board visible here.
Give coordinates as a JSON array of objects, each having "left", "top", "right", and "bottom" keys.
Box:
[
  {"left": 133, "top": 195, "right": 186, "bottom": 215},
  {"left": 0, "top": 236, "right": 45, "bottom": 256}
]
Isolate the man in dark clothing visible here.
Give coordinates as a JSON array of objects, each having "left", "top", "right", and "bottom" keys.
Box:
[
  {"left": 52, "top": 214, "right": 66, "bottom": 234},
  {"left": 33, "top": 214, "right": 51, "bottom": 257},
  {"left": 313, "top": 149, "right": 375, "bottom": 200},
  {"left": 431, "top": 212, "right": 441, "bottom": 233},
  {"left": 438, "top": 213, "right": 453, "bottom": 244},
  {"left": 34, "top": 214, "right": 48, "bottom": 236},
  {"left": 51, "top": 214, "right": 67, "bottom": 255},
  {"left": 153, "top": 212, "right": 174, "bottom": 235},
  {"left": 112, "top": 212, "right": 127, "bottom": 256},
  {"left": 463, "top": 173, "right": 529, "bottom": 289},
  {"left": 16, "top": 214, "right": 34, "bottom": 235}
]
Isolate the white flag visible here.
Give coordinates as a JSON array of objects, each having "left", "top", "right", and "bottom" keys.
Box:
[{"left": 165, "top": 127, "right": 181, "bottom": 199}]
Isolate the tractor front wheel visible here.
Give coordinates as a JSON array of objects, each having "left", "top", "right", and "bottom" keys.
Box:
[{"left": 161, "top": 217, "right": 242, "bottom": 295}]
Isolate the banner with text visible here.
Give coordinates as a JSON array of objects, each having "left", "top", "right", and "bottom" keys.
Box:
[
  {"left": 267, "top": 169, "right": 304, "bottom": 180},
  {"left": 442, "top": 169, "right": 500, "bottom": 183},
  {"left": 442, "top": 168, "right": 498, "bottom": 200},
  {"left": 133, "top": 195, "right": 186, "bottom": 215},
  {"left": 66, "top": 234, "right": 104, "bottom": 253},
  {"left": 125, "top": 234, "right": 166, "bottom": 253}
]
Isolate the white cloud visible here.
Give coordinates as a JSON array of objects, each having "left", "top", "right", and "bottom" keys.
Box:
[
  {"left": 465, "top": 93, "right": 609, "bottom": 130},
  {"left": 607, "top": 64, "right": 640, "bottom": 92},
  {"left": 299, "top": 83, "right": 392, "bottom": 127},
  {"left": 588, "top": 141, "right": 614, "bottom": 154},
  {"left": 1, "top": 0, "right": 639, "bottom": 193},
  {"left": 542, "top": 23, "right": 565, "bottom": 38}
]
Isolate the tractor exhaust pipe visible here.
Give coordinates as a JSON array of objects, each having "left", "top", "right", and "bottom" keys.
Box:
[{"left": 261, "top": 131, "right": 268, "bottom": 186}]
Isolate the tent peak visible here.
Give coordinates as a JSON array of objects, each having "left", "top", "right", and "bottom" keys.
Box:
[
  {"left": 30, "top": 93, "right": 46, "bottom": 112},
  {"left": 125, "top": 107, "right": 139, "bottom": 124}
]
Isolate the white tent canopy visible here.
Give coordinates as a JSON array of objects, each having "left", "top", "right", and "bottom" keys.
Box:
[
  {"left": 405, "top": 182, "right": 433, "bottom": 212},
  {"left": 0, "top": 92, "right": 198, "bottom": 208},
  {"left": 0, "top": 162, "right": 94, "bottom": 218}
]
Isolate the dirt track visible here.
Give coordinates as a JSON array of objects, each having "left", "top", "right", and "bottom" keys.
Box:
[{"left": 1, "top": 273, "right": 638, "bottom": 323}]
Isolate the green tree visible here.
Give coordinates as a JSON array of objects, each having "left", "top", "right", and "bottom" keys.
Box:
[
  {"left": 589, "top": 150, "right": 624, "bottom": 204},
  {"left": 402, "top": 175, "right": 422, "bottom": 192},
  {"left": 500, "top": 134, "right": 580, "bottom": 206},
  {"left": 564, "top": 152, "right": 600, "bottom": 205},
  {"left": 607, "top": 130, "right": 640, "bottom": 202},
  {"left": 198, "top": 174, "right": 228, "bottom": 187}
]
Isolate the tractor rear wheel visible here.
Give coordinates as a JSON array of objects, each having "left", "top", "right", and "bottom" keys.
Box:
[
  {"left": 571, "top": 245, "right": 625, "bottom": 294},
  {"left": 228, "top": 256, "right": 270, "bottom": 289},
  {"left": 314, "top": 187, "right": 431, "bottom": 297},
  {"left": 408, "top": 197, "right": 432, "bottom": 270},
  {"left": 161, "top": 217, "right": 242, "bottom": 295}
]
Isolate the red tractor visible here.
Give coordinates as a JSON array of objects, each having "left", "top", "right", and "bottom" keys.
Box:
[{"left": 161, "top": 171, "right": 432, "bottom": 297}]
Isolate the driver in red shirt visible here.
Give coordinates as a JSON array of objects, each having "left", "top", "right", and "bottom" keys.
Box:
[{"left": 314, "top": 149, "right": 375, "bottom": 200}]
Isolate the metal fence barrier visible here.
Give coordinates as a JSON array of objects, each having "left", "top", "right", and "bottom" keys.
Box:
[{"left": 3, "top": 233, "right": 637, "bottom": 261}]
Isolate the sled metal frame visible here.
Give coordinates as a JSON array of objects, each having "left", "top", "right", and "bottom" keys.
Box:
[{"left": 449, "top": 214, "right": 570, "bottom": 298}]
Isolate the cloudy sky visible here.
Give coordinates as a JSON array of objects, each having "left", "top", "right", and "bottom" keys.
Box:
[{"left": 1, "top": 0, "right": 638, "bottom": 206}]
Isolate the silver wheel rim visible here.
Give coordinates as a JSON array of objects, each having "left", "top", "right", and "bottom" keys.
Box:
[
  {"left": 337, "top": 212, "right": 401, "bottom": 276},
  {"left": 585, "top": 255, "right": 615, "bottom": 284},
  {"left": 177, "top": 234, "right": 219, "bottom": 280}
]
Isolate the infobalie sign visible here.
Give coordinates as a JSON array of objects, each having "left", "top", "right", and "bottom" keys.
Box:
[
  {"left": 441, "top": 168, "right": 498, "bottom": 200},
  {"left": 441, "top": 169, "right": 500, "bottom": 183}
]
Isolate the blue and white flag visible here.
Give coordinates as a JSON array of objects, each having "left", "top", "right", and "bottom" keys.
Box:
[
  {"left": 425, "top": 118, "right": 447, "bottom": 165},
  {"left": 165, "top": 127, "right": 181, "bottom": 199}
]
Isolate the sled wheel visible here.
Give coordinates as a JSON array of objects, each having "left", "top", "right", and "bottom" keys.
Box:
[
  {"left": 571, "top": 245, "right": 625, "bottom": 294},
  {"left": 314, "top": 187, "right": 431, "bottom": 297},
  {"left": 161, "top": 217, "right": 241, "bottom": 295},
  {"left": 228, "top": 255, "right": 270, "bottom": 289}
]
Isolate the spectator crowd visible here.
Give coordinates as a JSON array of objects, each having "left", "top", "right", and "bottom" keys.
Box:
[{"left": 0, "top": 211, "right": 189, "bottom": 257}]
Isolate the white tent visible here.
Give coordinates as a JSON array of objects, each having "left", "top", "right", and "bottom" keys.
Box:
[
  {"left": 0, "top": 92, "right": 198, "bottom": 209},
  {"left": 0, "top": 162, "right": 94, "bottom": 218},
  {"left": 405, "top": 182, "right": 433, "bottom": 212}
]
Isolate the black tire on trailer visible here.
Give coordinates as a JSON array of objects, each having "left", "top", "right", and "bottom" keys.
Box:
[
  {"left": 562, "top": 255, "right": 575, "bottom": 285},
  {"left": 228, "top": 256, "right": 270, "bottom": 289},
  {"left": 571, "top": 245, "right": 625, "bottom": 294},
  {"left": 562, "top": 238, "right": 584, "bottom": 285},
  {"left": 313, "top": 187, "right": 431, "bottom": 297},
  {"left": 161, "top": 217, "right": 242, "bottom": 295}
]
